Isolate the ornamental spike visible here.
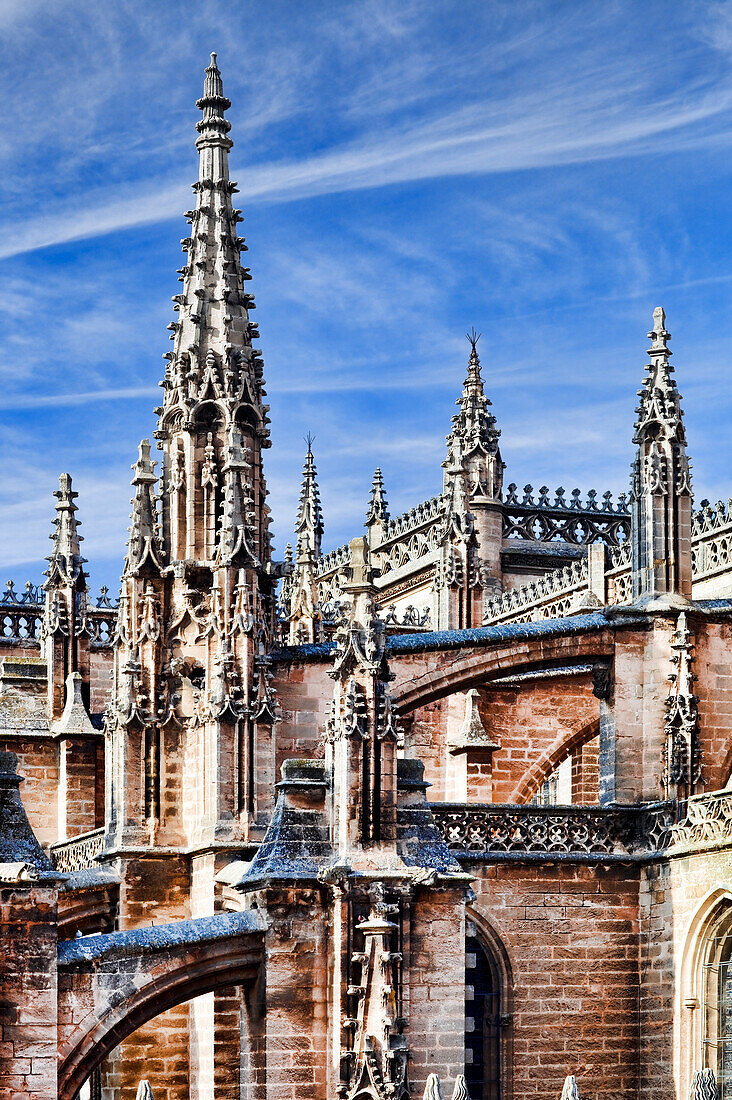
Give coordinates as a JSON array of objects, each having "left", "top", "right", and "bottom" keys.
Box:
[
  {"left": 295, "top": 436, "right": 323, "bottom": 561},
  {"left": 366, "top": 467, "right": 389, "bottom": 525},
  {"left": 45, "top": 473, "right": 87, "bottom": 590}
]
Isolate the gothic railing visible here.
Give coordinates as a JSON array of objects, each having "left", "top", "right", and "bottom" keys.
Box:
[
  {"left": 380, "top": 495, "right": 444, "bottom": 546},
  {"left": 49, "top": 827, "right": 105, "bottom": 872},
  {"left": 0, "top": 582, "right": 118, "bottom": 648},
  {"left": 502, "top": 484, "right": 630, "bottom": 546},
  {"left": 431, "top": 802, "right": 674, "bottom": 859},
  {"left": 484, "top": 558, "right": 589, "bottom": 625},
  {"left": 691, "top": 500, "right": 732, "bottom": 584},
  {"left": 669, "top": 789, "right": 732, "bottom": 853},
  {"left": 605, "top": 543, "right": 632, "bottom": 605},
  {"left": 383, "top": 604, "right": 431, "bottom": 630}
]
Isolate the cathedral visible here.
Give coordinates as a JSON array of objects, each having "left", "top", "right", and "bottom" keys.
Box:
[{"left": 4, "top": 54, "right": 732, "bottom": 1100}]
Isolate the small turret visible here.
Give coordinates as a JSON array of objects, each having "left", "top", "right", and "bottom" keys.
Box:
[
  {"left": 288, "top": 438, "right": 324, "bottom": 643},
  {"left": 295, "top": 436, "right": 324, "bottom": 562},
  {"left": 366, "top": 467, "right": 389, "bottom": 526},
  {"left": 631, "top": 307, "right": 693, "bottom": 602},
  {"left": 43, "top": 474, "right": 91, "bottom": 721},
  {"left": 437, "top": 331, "right": 505, "bottom": 629},
  {"left": 124, "top": 441, "right": 165, "bottom": 577},
  {"left": 443, "top": 329, "right": 502, "bottom": 504},
  {"left": 46, "top": 474, "right": 86, "bottom": 590}
]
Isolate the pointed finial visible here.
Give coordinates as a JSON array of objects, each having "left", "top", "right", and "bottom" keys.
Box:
[
  {"left": 196, "top": 51, "right": 231, "bottom": 143},
  {"left": 45, "top": 472, "right": 86, "bottom": 588},
  {"left": 366, "top": 467, "right": 390, "bottom": 525},
  {"left": 648, "top": 305, "right": 671, "bottom": 351},
  {"left": 295, "top": 439, "right": 324, "bottom": 558},
  {"left": 125, "top": 440, "right": 164, "bottom": 576},
  {"left": 466, "top": 327, "right": 482, "bottom": 353}
]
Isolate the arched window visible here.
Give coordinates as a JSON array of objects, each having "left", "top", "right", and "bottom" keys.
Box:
[
  {"left": 465, "top": 927, "right": 502, "bottom": 1100},
  {"left": 703, "top": 905, "right": 732, "bottom": 1096}
]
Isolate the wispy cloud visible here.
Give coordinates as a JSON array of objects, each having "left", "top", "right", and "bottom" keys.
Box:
[{"left": 2, "top": 0, "right": 732, "bottom": 583}]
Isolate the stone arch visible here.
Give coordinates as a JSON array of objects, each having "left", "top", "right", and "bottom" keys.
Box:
[
  {"left": 390, "top": 630, "right": 614, "bottom": 714},
  {"left": 678, "top": 887, "right": 732, "bottom": 1094},
  {"left": 508, "top": 717, "right": 601, "bottom": 804},
  {"left": 58, "top": 927, "right": 264, "bottom": 1100}
]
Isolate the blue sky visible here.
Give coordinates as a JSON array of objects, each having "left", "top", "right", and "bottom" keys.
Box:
[{"left": 2, "top": 0, "right": 732, "bottom": 596}]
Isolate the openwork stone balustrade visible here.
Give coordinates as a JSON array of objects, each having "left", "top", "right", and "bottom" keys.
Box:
[
  {"left": 0, "top": 582, "right": 117, "bottom": 647},
  {"left": 431, "top": 802, "right": 674, "bottom": 861},
  {"left": 50, "top": 827, "right": 105, "bottom": 872},
  {"left": 669, "top": 788, "right": 732, "bottom": 853}
]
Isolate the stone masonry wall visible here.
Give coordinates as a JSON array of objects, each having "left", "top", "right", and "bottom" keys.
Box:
[
  {"left": 638, "top": 847, "right": 732, "bottom": 1100},
  {"left": 0, "top": 883, "right": 59, "bottom": 1100},
  {"left": 405, "top": 675, "right": 600, "bottom": 803},
  {"left": 471, "top": 861, "right": 640, "bottom": 1100},
  {"left": 0, "top": 738, "right": 59, "bottom": 846}
]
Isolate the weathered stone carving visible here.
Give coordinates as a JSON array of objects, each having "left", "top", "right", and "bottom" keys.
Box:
[
  {"left": 432, "top": 802, "right": 673, "bottom": 858},
  {"left": 664, "top": 611, "right": 701, "bottom": 798},
  {"left": 631, "top": 307, "right": 693, "bottom": 601}
]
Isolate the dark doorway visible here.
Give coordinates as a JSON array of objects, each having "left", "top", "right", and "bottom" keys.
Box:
[{"left": 465, "top": 930, "right": 501, "bottom": 1100}]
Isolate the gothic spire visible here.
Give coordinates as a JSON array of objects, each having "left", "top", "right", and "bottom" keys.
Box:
[
  {"left": 443, "top": 330, "right": 503, "bottom": 503},
  {"left": 124, "top": 440, "right": 165, "bottom": 577},
  {"left": 630, "top": 307, "right": 693, "bottom": 602},
  {"left": 366, "top": 468, "right": 389, "bottom": 526},
  {"left": 634, "top": 306, "right": 687, "bottom": 447},
  {"left": 295, "top": 437, "right": 323, "bottom": 561},
  {"left": 158, "top": 53, "right": 268, "bottom": 444},
  {"left": 45, "top": 473, "right": 86, "bottom": 589},
  {"left": 450, "top": 330, "right": 500, "bottom": 457}
]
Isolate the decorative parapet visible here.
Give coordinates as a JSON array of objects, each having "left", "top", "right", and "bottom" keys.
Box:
[
  {"left": 605, "top": 543, "right": 632, "bottom": 605},
  {"left": 431, "top": 801, "right": 673, "bottom": 860},
  {"left": 502, "top": 484, "right": 630, "bottom": 546},
  {"left": 691, "top": 499, "right": 732, "bottom": 583},
  {"left": 0, "top": 582, "right": 117, "bottom": 648},
  {"left": 484, "top": 557, "right": 590, "bottom": 625},
  {"left": 49, "top": 827, "right": 105, "bottom": 872},
  {"left": 669, "top": 789, "right": 732, "bottom": 854}
]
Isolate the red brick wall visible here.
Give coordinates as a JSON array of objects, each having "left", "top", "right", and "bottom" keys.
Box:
[
  {"left": 471, "top": 861, "right": 640, "bottom": 1100},
  {"left": 101, "top": 1004, "right": 190, "bottom": 1100},
  {"left": 0, "top": 738, "right": 59, "bottom": 845},
  {"left": 0, "top": 883, "right": 59, "bottom": 1100},
  {"left": 404, "top": 675, "right": 600, "bottom": 804},
  {"left": 694, "top": 621, "right": 732, "bottom": 791},
  {"left": 572, "top": 734, "right": 600, "bottom": 804}
]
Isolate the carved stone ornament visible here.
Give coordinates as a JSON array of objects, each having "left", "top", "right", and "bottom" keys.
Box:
[
  {"left": 339, "top": 885, "right": 409, "bottom": 1100},
  {"left": 447, "top": 689, "right": 500, "bottom": 754}
]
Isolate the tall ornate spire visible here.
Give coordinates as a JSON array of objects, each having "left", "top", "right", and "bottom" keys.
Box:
[
  {"left": 437, "top": 331, "right": 505, "bottom": 630},
  {"left": 46, "top": 474, "right": 85, "bottom": 589},
  {"left": 631, "top": 307, "right": 693, "bottom": 602},
  {"left": 108, "top": 57, "right": 278, "bottom": 865},
  {"left": 366, "top": 467, "right": 389, "bottom": 526},
  {"left": 295, "top": 436, "right": 323, "bottom": 562}
]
